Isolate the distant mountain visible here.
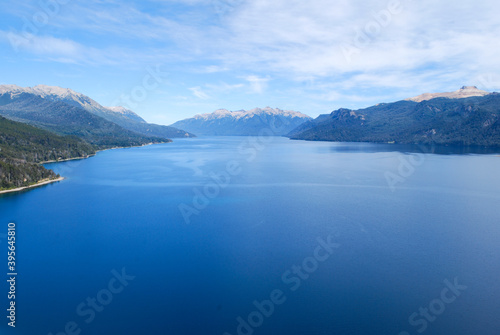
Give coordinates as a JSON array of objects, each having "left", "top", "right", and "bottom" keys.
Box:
[
  {"left": 288, "top": 88, "right": 500, "bottom": 147},
  {"left": 0, "top": 85, "right": 193, "bottom": 139},
  {"left": 171, "top": 107, "right": 311, "bottom": 136},
  {"left": 0, "top": 115, "right": 95, "bottom": 190},
  {"left": 101, "top": 105, "right": 195, "bottom": 139}
]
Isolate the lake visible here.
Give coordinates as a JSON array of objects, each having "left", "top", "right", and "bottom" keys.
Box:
[{"left": 1, "top": 136, "right": 499, "bottom": 335}]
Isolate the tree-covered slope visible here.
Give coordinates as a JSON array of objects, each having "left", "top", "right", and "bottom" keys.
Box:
[
  {"left": 0, "top": 85, "right": 194, "bottom": 139},
  {"left": 0, "top": 116, "right": 96, "bottom": 190},
  {"left": 0, "top": 92, "right": 170, "bottom": 148},
  {"left": 289, "top": 94, "right": 500, "bottom": 146},
  {"left": 101, "top": 110, "right": 195, "bottom": 139}
]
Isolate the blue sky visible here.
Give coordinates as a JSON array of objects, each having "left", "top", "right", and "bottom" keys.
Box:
[{"left": 1, "top": 0, "right": 499, "bottom": 125}]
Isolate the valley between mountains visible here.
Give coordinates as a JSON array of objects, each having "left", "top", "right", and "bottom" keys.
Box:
[{"left": 0, "top": 85, "right": 498, "bottom": 193}]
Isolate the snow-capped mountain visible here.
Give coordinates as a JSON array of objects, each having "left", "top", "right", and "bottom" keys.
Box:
[
  {"left": 171, "top": 107, "right": 311, "bottom": 136},
  {"left": 406, "top": 86, "right": 490, "bottom": 102},
  {"left": 193, "top": 107, "right": 309, "bottom": 120},
  {"left": 0, "top": 84, "right": 194, "bottom": 138},
  {"left": 103, "top": 106, "right": 147, "bottom": 123},
  {"left": 0, "top": 84, "right": 146, "bottom": 123}
]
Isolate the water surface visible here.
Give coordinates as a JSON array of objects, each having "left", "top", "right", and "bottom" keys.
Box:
[{"left": 1, "top": 137, "right": 499, "bottom": 335}]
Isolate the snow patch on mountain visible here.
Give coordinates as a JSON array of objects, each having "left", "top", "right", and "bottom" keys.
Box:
[
  {"left": 193, "top": 107, "right": 310, "bottom": 121},
  {"left": 406, "top": 86, "right": 491, "bottom": 102},
  {"left": 171, "top": 107, "right": 312, "bottom": 136},
  {"left": 0, "top": 84, "right": 144, "bottom": 121}
]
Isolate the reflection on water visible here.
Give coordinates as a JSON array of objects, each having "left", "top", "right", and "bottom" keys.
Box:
[{"left": 323, "top": 142, "right": 500, "bottom": 155}]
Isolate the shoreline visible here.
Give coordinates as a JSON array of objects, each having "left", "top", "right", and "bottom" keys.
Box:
[
  {"left": 0, "top": 177, "right": 65, "bottom": 195},
  {"left": 40, "top": 142, "right": 160, "bottom": 164},
  {"left": 1, "top": 141, "right": 167, "bottom": 196},
  {"left": 41, "top": 154, "right": 96, "bottom": 164},
  {"left": 94, "top": 142, "right": 157, "bottom": 154}
]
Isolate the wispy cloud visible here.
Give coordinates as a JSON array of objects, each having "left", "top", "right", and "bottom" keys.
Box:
[
  {"left": 0, "top": 31, "right": 131, "bottom": 66},
  {"left": 199, "top": 65, "right": 229, "bottom": 73},
  {"left": 244, "top": 75, "right": 270, "bottom": 94},
  {"left": 1, "top": 0, "right": 499, "bottom": 120},
  {"left": 5, "top": 0, "right": 500, "bottom": 83},
  {"left": 189, "top": 86, "right": 210, "bottom": 99},
  {"left": 2, "top": 32, "right": 79, "bottom": 56},
  {"left": 205, "top": 82, "right": 244, "bottom": 92}
]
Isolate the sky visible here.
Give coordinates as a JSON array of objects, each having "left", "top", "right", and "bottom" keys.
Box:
[{"left": 0, "top": 0, "right": 500, "bottom": 125}]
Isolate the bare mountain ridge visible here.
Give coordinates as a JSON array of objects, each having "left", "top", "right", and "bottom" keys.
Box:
[{"left": 406, "top": 86, "right": 490, "bottom": 103}]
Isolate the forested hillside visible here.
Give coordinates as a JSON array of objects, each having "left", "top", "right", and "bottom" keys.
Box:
[
  {"left": 289, "top": 94, "right": 500, "bottom": 146},
  {"left": 0, "top": 116, "right": 95, "bottom": 190},
  {"left": 0, "top": 93, "right": 168, "bottom": 148}
]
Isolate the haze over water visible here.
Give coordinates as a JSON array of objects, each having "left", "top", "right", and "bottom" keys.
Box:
[{"left": 1, "top": 137, "right": 499, "bottom": 335}]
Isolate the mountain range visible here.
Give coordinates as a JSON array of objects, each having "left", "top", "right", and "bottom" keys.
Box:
[
  {"left": 2, "top": 84, "right": 500, "bottom": 192},
  {"left": 0, "top": 84, "right": 193, "bottom": 191},
  {"left": 170, "top": 107, "right": 312, "bottom": 136},
  {"left": 288, "top": 86, "right": 500, "bottom": 147},
  {"left": 0, "top": 85, "right": 194, "bottom": 145}
]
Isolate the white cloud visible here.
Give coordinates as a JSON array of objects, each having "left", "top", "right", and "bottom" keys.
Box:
[
  {"left": 244, "top": 75, "right": 270, "bottom": 94},
  {"left": 2, "top": 32, "right": 78, "bottom": 55},
  {"left": 205, "top": 82, "right": 244, "bottom": 92},
  {"left": 199, "top": 65, "right": 229, "bottom": 73},
  {"left": 2, "top": 0, "right": 500, "bottom": 117},
  {"left": 6, "top": 0, "right": 500, "bottom": 86},
  {"left": 200, "top": 0, "right": 500, "bottom": 89},
  {"left": 0, "top": 30, "right": 127, "bottom": 66},
  {"left": 189, "top": 86, "right": 210, "bottom": 99}
]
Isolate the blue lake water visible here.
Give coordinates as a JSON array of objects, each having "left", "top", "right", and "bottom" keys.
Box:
[{"left": 1, "top": 137, "right": 500, "bottom": 335}]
